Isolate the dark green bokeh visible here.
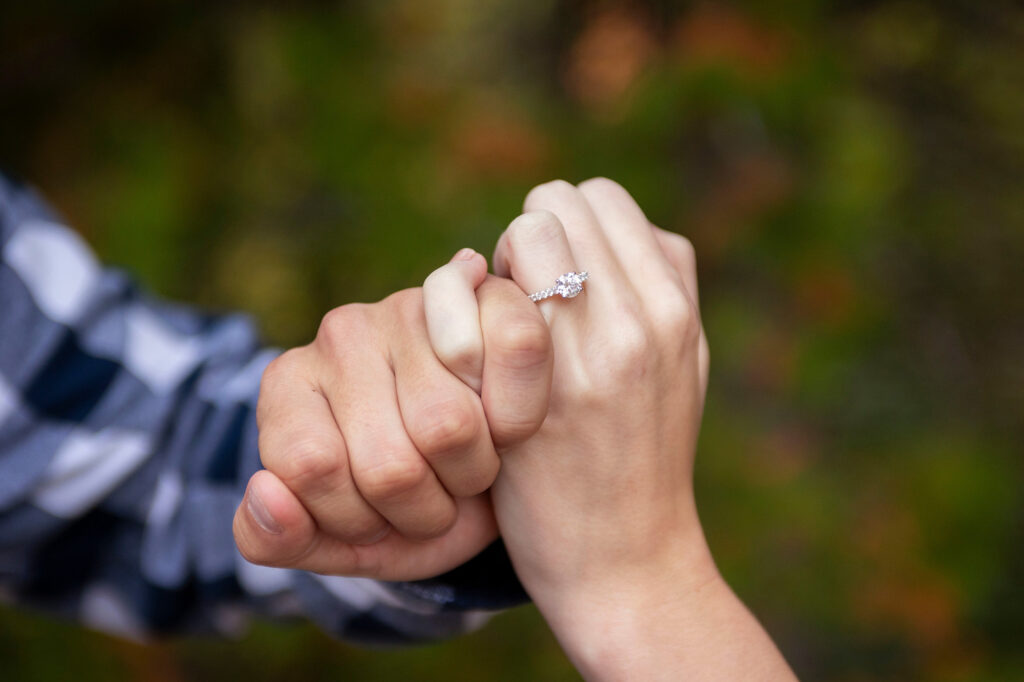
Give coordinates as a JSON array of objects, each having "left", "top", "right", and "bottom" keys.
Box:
[{"left": 2, "top": 1, "right": 1022, "bottom": 680}]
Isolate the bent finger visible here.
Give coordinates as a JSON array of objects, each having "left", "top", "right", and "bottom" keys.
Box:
[
  {"left": 521, "top": 179, "right": 630, "bottom": 312},
  {"left": 394, "top": 298, "right": 501, "bottom": 498},
  {"left": 423, "top": 248, "right": 489, "bottom": 393},
  {"left": 493, "top": 210, "right": 583, "bottom": 323},
  {"left": 651, "top": 226, "right": 709, "bottom": 393},
  {"left": 477, "top": 275, "right": 554, "bottom": 448},
  {"left": 274, "top": 494, "right": 499, "bottom": 580},
  {"left": 335, "top": 298, "right": 459, "bottom": 540},
  {"left": 651, "top": 224, "right": 700, "bottom": 307},
  {"left": 578, "top": 177, "right": 683, "bottom": 295},
  {"left": 257, "top": 350, "right": 388, "bottom": 544}
]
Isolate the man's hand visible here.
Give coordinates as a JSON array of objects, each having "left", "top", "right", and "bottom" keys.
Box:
[{"left": 232, "top": 250, "right": 552, "bottom": 581}]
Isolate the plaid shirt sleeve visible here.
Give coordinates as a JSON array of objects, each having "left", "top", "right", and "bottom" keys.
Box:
[{"left": 0, "top": 173, "right": 526, "bottom": 644}]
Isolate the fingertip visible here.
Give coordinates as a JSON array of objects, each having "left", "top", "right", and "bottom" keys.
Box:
[
  {"left": 451, "top": 247, "right": 477, "bottom": 263},
  {"left": 246, "top": 475, "right": 283, "bottom": 535},
  {"left": 523, "top": 179, "right": 577, "bottom": 212},
  {"left": 423, "top": 256, "right": 488, "bottom": 392},
  {"left": 234, "top": 470, "right": 319, "bottom": 567},
  {"left": 428, "top": 251, "right": 488, "bottom": 289},
  {"left": 464, "top": 252, "right": 489, "bottom": 287},
  {"left": 248, "top": 469, "right": 314, "bottom": 532}
]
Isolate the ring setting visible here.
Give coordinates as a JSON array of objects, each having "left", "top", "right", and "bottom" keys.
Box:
[{"left": 529, "top": 271, "right": 589, "bottom": 302}]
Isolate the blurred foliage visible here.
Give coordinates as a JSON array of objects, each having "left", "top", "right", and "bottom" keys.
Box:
[{"left": 2, "top": 0, "right": 1023, "bottom": 680}]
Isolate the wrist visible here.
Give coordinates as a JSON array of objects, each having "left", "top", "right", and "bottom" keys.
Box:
[{"left": 527, "top": 534, "right": 721, "bottom": 680}]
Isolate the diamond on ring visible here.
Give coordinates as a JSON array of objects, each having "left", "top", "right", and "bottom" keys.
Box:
[{"left": 529, "top": 271, "right": 589, "bottom": 303}]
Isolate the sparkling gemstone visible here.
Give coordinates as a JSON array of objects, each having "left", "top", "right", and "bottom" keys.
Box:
[{"left": 555, "top": 272, "right": 584, "bottom": 298}]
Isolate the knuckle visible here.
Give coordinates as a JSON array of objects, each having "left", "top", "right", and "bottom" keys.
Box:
[
  {"left": 413, "top": 505, "right": 459, "bottom": 539},
  {"left": 411, "top": 398, "right": 480, "bottom": 459},
  {"left": 677, "top": 234, "right": 696, "bottom": 260},
  {"left": 450, "top": 457, "right": 500, "bottom": 497},
  {"left": 608, "top": 319, "right": 654, "bottom": 369},
  {"left": 506, "top": 210, "right": 565, "bottom": 251},
  {"left": 653, "top": 289, "right": 700, "bottom": 341},
  {"left": 385, "top": 286, "right": 421, "bottom": 310},
  {"left": 260, "top": 349, "right": 296, "bottom": 388},
  {"left": 676, "top": 238, "right": 697, "bottom": 271},
  {"left": 422, "top": 269, "right": 459, "bottom": 303},
  {"left": 356, "top": 457, "right": 430, "bottom": 503},
  {"left": 423, "top": 265, "right": 472, "bottom": 294},
  {"left": 389, "top": 288, "right": 427, "bottom": 328},
  {"left": 318, "top": 306, "right": 351, "bottom": 337},
  {"left": 664, "top": 230, "right": 697, "bottom": 268},
  {"left": 256, "top": 375, "right": 278, "bottom": 412},
  {"left": 699, "top": 332, "right": 711, "bottom": 373},
  {"left": 584, "top": 312, "right": 654, "bottom": 391},
  {"left": 489, "top": 412, "right": 545, "bottom": 447},
  {"left": 256, "top": 349, "right": 304, "bottom": 427},
  {"left": 422, "top": 266, "right": 450, "bottom": 291},
  {"left": 316, "top": 304, "right": 370, "bottom": 351},
  {"left": 679, "top": 300, "right": 702, "bottom": 342},
  {"left": 436, "top": 335, "right": 482, "bottom": 374},
  {"left": 578, "top": 176, "right": 627, "bottom": 199},
  {"left": 479, "top": 272, "right": 526, "bottom": 302},
  {"left": 490, "top": 314, "right": 552, "bottom": 370},
  {"left": 271, "top": 436, "right": 344, "bottom": 488},
  {"left": 525, "top": 178, "right": 578, "bottom": 207}
]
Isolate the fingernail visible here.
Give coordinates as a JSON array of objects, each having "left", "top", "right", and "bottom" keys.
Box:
[
  {"left": 452, "top": 248, "right": 476, "bottom": 262},
  {"left": 247, "top": 487, "right": 282, "bottom": 535}
]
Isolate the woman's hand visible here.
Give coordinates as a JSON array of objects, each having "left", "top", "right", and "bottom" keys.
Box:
[
  {"left": 424, "top": 177, "right": 794, "bottom": 680},
  {"left": 488, "top": 178, "right": 713, "bottom": 628}
]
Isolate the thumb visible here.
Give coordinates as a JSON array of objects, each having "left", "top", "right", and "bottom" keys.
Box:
[{"left": 235, "top": 474, "right": 498, "bottom": 580}]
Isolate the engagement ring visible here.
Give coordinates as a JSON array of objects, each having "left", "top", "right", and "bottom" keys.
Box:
[{"left": 528, "top": 271, "right": 589, "bottom": 303}]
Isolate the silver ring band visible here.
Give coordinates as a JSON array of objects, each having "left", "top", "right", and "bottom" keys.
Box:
[{"left": 529, "top": 271, "right": 589, "bottom": 303}]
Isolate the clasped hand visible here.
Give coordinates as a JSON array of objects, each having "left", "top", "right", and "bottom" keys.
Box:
[{"left": 233, "top": 178, "right": 708, "bottom": 589}]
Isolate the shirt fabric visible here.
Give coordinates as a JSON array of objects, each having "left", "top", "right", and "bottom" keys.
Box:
[{"left": 0, "top": 173, "right": 526, "bottom": 644}]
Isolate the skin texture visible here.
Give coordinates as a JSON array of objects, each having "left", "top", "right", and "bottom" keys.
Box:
[
  {"left": 235, "top": 176, "right": 796, "bottom": 679},
  {"left": 426, "top": 178, "right": 795, "bottom": 680},
  {"left": 232, "top": 264, "right": 552, "bottom": 581}
]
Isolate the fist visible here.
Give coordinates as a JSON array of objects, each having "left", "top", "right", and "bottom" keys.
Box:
[{"left": 233, "top": 251, "right": 552, "bottom": 580}]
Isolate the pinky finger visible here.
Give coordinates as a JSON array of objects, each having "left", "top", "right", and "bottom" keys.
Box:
[
  {"left": 651, "top": 225, "right": 699, "bottom": 307},
  {"left": 423, "top": 249, "right": 489, "bottom": 393},
  {"left": 651, "top": 225, "right": 710, "bottom": 395}
]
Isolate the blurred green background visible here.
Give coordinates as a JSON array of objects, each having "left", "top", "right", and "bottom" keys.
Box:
[{"left": 2, "top": 0, "right": 1022, "bottom": 680}]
